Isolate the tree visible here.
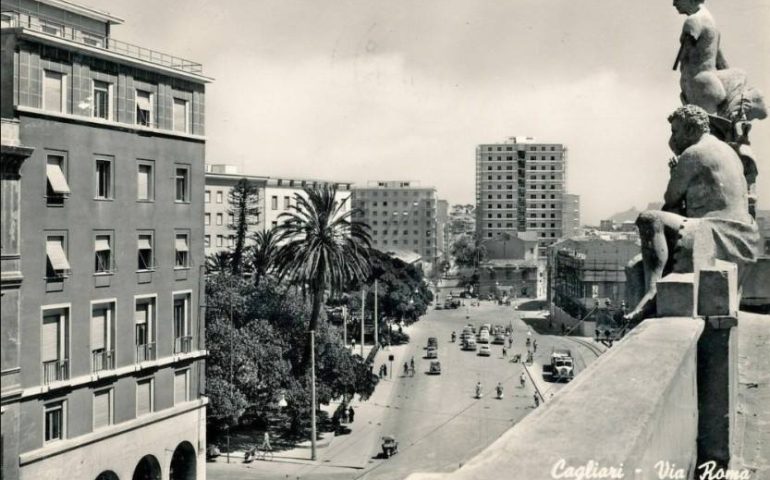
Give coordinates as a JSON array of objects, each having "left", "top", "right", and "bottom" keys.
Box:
[
  {"left": 273, "top": 185, "right": 372, "bottom": 459},
  {"left": 249, "top": 228, "right": 280, "bottom": 286},
  {"left": 205, "top": 251, "right": 232, "bottom": 274},
  {"left": 451, "top": 235, "right": 486, "bottom": 268},
  {"left": 228, "top": 178, "right": 260, "bottom": 274}
]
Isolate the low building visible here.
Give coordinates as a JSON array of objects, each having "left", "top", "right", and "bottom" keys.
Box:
[{"left": 478, "top": 233, "right": 544, "bottom": 298}]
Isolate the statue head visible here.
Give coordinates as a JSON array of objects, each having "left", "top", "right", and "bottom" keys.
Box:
[
  {"left": 668, "top": 105, "right": 710, "bottom": 154},
  {"left": 673, "top": 0, "right": 704, "bottom": 15}
]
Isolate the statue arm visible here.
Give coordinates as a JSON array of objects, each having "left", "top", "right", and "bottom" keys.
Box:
[
  {"left": 716, "top": 48, "right": 729, "bottom": 69},
  {"left": 663, "top": 155, "right": 696, "bottom": 213}
]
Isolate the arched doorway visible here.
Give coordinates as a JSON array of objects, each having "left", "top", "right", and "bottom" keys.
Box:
[
  {"left": 96, "top": 471, "right": 119, "bottom": 480},
  {"left": 132, "top": 455, "right": 161, "bottom": 480},
  {"left": 169, "top": 441, "right": 196, "bottom": 480}
]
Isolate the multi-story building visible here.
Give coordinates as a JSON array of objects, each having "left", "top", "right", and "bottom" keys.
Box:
[
  {"left": 477, "top": 232, "right": 544, "bottom": 298},
  {"left": 436, "top": 199, "right": 449, "bottom": 257},
  {"left": 475, "top": 137, "right": 569, "bottom": 256},
  {"left": 562, "top": 193, "right": 580, "bottom": 238},
  {"left": 352, "top": 181, "right": 438, "bottom": 266},
  {"left": 547, "top": 235, "right": 640, "bottom": 320},
  {"left": 204, "top": 164, "right": 353, "bottom": 257},
  {"left": 1, "top": 2, "right": 209, "bottom": 478}
]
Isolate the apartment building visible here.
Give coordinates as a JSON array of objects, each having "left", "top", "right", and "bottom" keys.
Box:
[
  {"left": 0, "top": 1, "right": 210, "bottom": 478},
  {"left": 352, "top": 181, "right": 438, "bottom": 266},
  {"left": 204, "top": 164, "right": 353, "bottom": 257},
  {"left": 475, "top": 137, "right": 569, "bottom": 256},
  {"left": 562, "top": 193, "right": 581, "bottom": 239}
]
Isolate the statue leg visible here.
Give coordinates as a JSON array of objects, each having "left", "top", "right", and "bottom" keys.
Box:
[
  {"left": 624, "top": 210, "right": 687, "bottom": 321},
  {"left": 688, "top": 71, "right": 727, "bottom": 115}
]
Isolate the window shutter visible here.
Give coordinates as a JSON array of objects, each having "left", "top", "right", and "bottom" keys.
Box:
[
  {"left": 174, "top": 370, "right": 188, "bottom": 404},
  {"left": 137, "top": 381, "right": 151, "bottom": 415},
  {"left": 46, "top": 238, "right": 71, "bottom": 271},
  {"left": 137, "top": 166, "right": 150, "bottom": 200},
  {"left": 42, "top": 315, "right": 60, "bottom": 362},
  {"left": 93, "top": 390, "right": 110, "bottom": 429},
  {"left": 91, "top": 308, "right": 106, "bottom": 350},
  {"left": 136, "top": 91, "right": 151, "bottom": 110},
  {"left": 175, "top": 235, "right": 189, "bottom": 252},
  {"left": 46, "top": 158, "right": 71, "bottom": 194},
  {"left": 135, "top": 303, "right": 148, "bottom": 324}
]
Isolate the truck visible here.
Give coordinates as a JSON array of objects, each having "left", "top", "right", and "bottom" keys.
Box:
[{"left": 550, "top": 349, "right": 574, "bottom": 382}]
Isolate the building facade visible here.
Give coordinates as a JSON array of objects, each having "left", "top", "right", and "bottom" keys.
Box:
[
  {"left": 475, "top": 137, "right": 570, "bottom": 256},
  {"left": 352, "top": 181, "right": 438, "bottom": 266},
  {"left": 477, "top": 233, "right": 544, "bottom": 298},
  {"left": 1, "top": 2, "right": 209, "bottom": 478},
  {"left": 204, "top": 164, "right": 353, "bottom": 257},
  {"left": 562, "top": 193, "right": 580, "bottom": 238},
  {"left": 436, "top": 199, "right": 449, "bottom": 258}
]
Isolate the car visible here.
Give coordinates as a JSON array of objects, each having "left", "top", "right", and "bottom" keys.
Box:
[
  {"left": 435, "top": 304, "right": 443, "bottom": 310},
  {"left": 463, "top": 338, "right": 477, "bottom": 351},
  {"left": 429, "top": 361, "right": 441, "bottom": 374},
  {"left": 492, "top": 333, "right": 506, "bottom": 345},
  {"left": 427, "top": 337, "right": 438, "bottom": 349},
  {"left": 426, "top": 347, "right": 438, "bottom": 359},
  {"left": 478, "top": 331, "right": 490, "bottom": 344},
  {"left": 478, "top": 345, "right": 491, "bottom": 356}
]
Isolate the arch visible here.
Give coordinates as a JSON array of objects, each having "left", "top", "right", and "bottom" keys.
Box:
[
  {"left": 132, "top": 455, "right": 161, "bottom": 480},
  {"left": 96, "top": 471, "right": 119, "bottom": 480},
  {"left": 169, "top": 441, "right": 197, "bottom": 480}
]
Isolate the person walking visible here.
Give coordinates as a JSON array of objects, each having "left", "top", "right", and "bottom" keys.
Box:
[
  {"left": 403, "top": 362, "right": 409, "bottom": 376},
  {"left": 520, "top": 371, "right": 526, "bottom": 388},
  {"left": 348, "top": 406, "right": 355, "bottom": 423},
  {"left": 502, "top": 346, "right": 507, "bottom": 357},
  {"left": 383, "top": 363, "right": 387, "bottom": 378},
  {"left": 410, "top": 356, "right": 415, "bottom": 371},
  {"left": 533, "top": 340, "right": 538, "bottom": 353}
]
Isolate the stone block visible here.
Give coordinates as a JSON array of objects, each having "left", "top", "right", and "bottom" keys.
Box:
[
  {"left": 698, "top": 261, "right": 738, "bottom": 317},
  {"left": 657, "top": 273, "right": 696, "bottom": 318},
  {"left": 740, "top": 256, "right": 770, "bottom": 309}
]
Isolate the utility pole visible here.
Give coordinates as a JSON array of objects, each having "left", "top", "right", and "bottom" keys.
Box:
[
  {"left": 374, "top": 279, "right": 379, "bottom": 348},
  {"left": 360, "top": 287, "right": 365, "bottom": 357},
  {"left": 342, "top": 305, "right": 347, "bottom": 347}
]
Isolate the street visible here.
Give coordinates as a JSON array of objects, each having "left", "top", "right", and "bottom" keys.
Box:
[{"left": 208, "top": 288, "right": 604, "bottom": 480}]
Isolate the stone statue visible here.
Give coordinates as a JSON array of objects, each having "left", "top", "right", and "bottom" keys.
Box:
[
  {"left": 673, "top": 0, "right": 766, "bottom": 121},
  {"left": 624, "top": 105, "right": 759, "bottom": 322}
]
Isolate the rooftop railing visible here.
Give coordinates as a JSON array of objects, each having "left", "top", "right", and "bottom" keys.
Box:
[{"left": 1, "top": 9, "right": 203, "bottom": 74}]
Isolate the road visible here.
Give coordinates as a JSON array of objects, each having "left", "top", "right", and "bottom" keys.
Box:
[{"left": 208, "top": 288, "right": 604, "bottom": 480}]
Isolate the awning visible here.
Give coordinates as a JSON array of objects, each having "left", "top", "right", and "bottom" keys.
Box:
[
  {"left": 175, "top": 236, "right": 189, "bottom": 252},
  {"left": 136, "top": 92, "right": 152, "bottom": 110},
  {"left": 46, "top": 240, "right": 71, "bottom": 271},
  {"left": 135, "top": 304, "right": 148, "bottom": 324},
  {"left": 46, "top": 162, "right": 71, "bottom": 194},
  {"left": 95, "top": 238, "right": 111, "bottom": 251},
  {"left": 138, "top": 236, "right": 152, "bottom": 250}
]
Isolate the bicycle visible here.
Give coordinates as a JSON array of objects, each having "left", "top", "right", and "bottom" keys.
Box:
[{"left": 244, "top": 444, "right": 273, "bottom": 463}]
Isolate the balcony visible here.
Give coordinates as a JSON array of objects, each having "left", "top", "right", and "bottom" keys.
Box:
[
  {"left": 174, "top": 335, "right": 193, "bottom": 354},
  {"left": 92, "top": 349, "right": 115, "bottom": 373},
  {"left": 136, "top": 342, "right": 156, "bottom": 362},
  {"left": 42, "top": 359, "right": 69, "bottom": 384},
  {"left": 2, "top": 9, "right": 203, "bottom": 74}
]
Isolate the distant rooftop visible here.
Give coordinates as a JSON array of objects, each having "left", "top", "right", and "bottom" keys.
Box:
[{"left": 358, "top": 180, "right": 435, "bottom": 190}]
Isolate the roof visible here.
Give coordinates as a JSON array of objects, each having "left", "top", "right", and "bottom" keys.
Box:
[
  {"left": 480, "top": 259, "right": 540, "bottom": 269},
  {"left": 37, "top": 0, "right": 124, "bottom": 24},
  {"left": 385, "top": 249, "right": 422, "bottom": 265}
]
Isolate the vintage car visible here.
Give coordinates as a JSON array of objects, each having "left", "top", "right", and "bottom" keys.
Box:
[
  {"left": 429, "top": 361, "right": 442, "bottom": 374},
  {"left": 426, "top": 347, "right": 438, "bottom": 359},
  {"left": 478, "top": 345, "right": 491, "bottom": 357},
  {"left": 382, "top": 436, "right": 399, "bottom": 458}
]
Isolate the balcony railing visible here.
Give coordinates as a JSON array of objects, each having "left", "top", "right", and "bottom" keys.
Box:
[
  {"left": 136, "top": 342, "right": 156, "bottom": 362},
  {"left": 42, "top": 359, "right": 69, "bottom": 384},
  {"left": 92, "top": 349, "right": 115, "bottom": 372},
  {"left": 2, "top": 9, "right": 203, "bottom": 74},
  {"left": 174, "top": 335, "right": 193, "bottom": 354}
]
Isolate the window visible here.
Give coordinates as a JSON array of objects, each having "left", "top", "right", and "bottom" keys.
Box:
[
  {"left": 92, "top": 80, "right": 111, "bottom": 119},
  {"left": 204, "top": 213, "right": 211, "bottom": 226},
  {"left": 81, "top": 31, "right": 104, "bottom": 47},
  {"left": 95, "top": 157, "right": 113, "bottom": 199},
  {"left": 216, "top": 235, "right": 223, "bottom": 247},
  {"left": 135, "top": 90, "right": 153, "bottom": 126},
  {"left": 46, "top": 236, "right": 70, "bottom": 278},
  {"left": 138, "top": 234, "right": 153, "bottom": 270},
  {"left": 216, "top": 191, "right": 223, "bottom": 203},
  {"left": 204, "top": 190, "right": 211, "bottom": 203},
  {"left": 46, "top": 154, "right": 70, "bottom": 204},
  {"left": 228, "top": 235, "right": 235, "bottom": 247},
  {"left": 216, "top": 213, "right": 223, "bottom": 226},
  {"left": 43, "top": 70, "right": 65, "bottom": 112},
  {"left": 42, "top": 308, "right": 69, "bottom": 384},
  {"left": 284, "top": 196, "right": 290, "bottom": 209},
  {"left": 228, "top": 213, "right": 234, "bottom": 225},
  {"left": 204, "top": 235, "right": 210, "bottom": 247},
  {"left": 172, "top": 98, "right": 189, "bottom": 133},
  {"left": 174, "top": 369, "right": 190, "bottom": 404},
  {"left": 45, "top": 401, "right": 65, "bottom": 443},
  {"left": 271, "top": 196, "right": 278, "bottom": 210},
  {"left": 94, "top": 234, "right": 112, "bottom": 273},
  {"left": 137, "top": 162, "right": 154, "bottom": 201},
  {"left": 173, "top": 293, "right": 192, "bottom": 353},
  {"left": 175, "top": 166, "right": 190, "bottom": 202},
  {"left": 91, "top": 302, "right": 114, "bottom": 371},
  {"left": 136, "top": 379, "right": 154, "bottom": 416},
  {"left": 135, "top": 297, "right": 155, "bottom": 361},
  {"left": 175, "top": 234, "right": 189, "bottom": 268},
  {"left": 93, "top": 389, "right": 112, "bottom": 429}
]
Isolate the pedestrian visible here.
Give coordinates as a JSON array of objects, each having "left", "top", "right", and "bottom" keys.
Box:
[
  {"left": 410, "top": 356, "right": 415, "bottom": 371},
  {"left": 379, "top": 365, "right": 384, "bottom": 378},
  {"left": 561, "top": 323, "right": 566, "bottom": 335},
  {"left": 352, "top": 338, "right": 356, "bottom": 349},
  {"left": 533, "top": 340, "right": 538, "bottom": 353},
  {"left": 404, "top": 362, "right": 409, "bottom": 376},
  {"left": 348, "top": 406, "right": 355, "bottom": 423},
  {"left": 534, "top": 393, "right": 540, "bottom": 408},
  {"left": 383, "top": 363, "right": 387, "bottom": 378},
  {"left": 502, "top": 346, "right": 507, "bottom": 357}
]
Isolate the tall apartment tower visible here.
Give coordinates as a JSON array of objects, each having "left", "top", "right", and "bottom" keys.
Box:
[
  {"left": 352, "top": 181, "right": 438, "bottom": 264},
  {"left": 1, "top": 2, "right": 210, "bottom": 479},
  {"left": 562, "top": 193, "right": 581, "bottom": 238},
  {"left": 475, "top": 137, "right": 567, "bottom": 256}
]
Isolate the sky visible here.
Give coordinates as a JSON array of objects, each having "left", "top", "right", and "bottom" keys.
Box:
[{"left": 85, "top": 0, "right": 770, "bottom": 224}]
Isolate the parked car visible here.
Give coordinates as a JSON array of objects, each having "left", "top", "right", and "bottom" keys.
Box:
[
  {"left": 492, "top": 333, "right": 506, "bottom": 345},
  {"left": 427, "top": 337, "right": 438, "bottom": 349},
  {"left": 426, "top": 347, "right": 438, "bottom": 359},
  {"left": 429, "top": 361, "right": 442, "bottom": 375},
  {"left": 478, "top": 331, "right": 490, "bottom": 344},
  {"left": 463, "top": 337, "right": 478, "bottom": 351},
  {"left": 478, "top": 345, "right": 491, "bottom": 357}
]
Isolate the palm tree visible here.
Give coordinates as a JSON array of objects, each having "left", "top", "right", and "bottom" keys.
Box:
[
  {"left": 273, "top": 185, "right": 371, "bottom": 459},
  {"left": 249, "top": 228, "right": 280, "bottom": 286},
  {"left": 205, "top": 251, "right": 232, "bottom": 274}
]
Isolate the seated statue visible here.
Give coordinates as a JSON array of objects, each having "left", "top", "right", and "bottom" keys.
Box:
[
  {"left": 624, "top": 105, "right": 760, "bottom": 322},
  {"left": 673, "top": 0, "right": 766, "bottom": 121}
]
